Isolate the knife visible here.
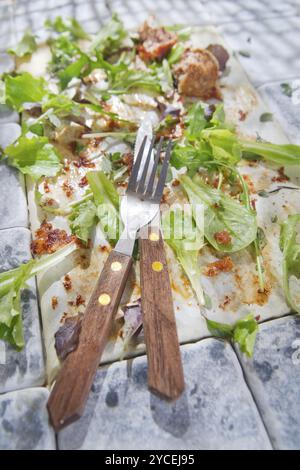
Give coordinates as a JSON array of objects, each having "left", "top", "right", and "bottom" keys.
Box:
[{"left": 135, "top": 117, "right": 185, "bottom": 400}]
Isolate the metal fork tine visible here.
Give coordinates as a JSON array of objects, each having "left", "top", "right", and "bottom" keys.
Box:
[
  {"left": 127, "top": 135, "right": 147, "bottom": 193},
  {"left": 136, "top": 136, "right": 156, "bottom": 195},
  {"left": 152, "top": 140, "right": 172, "bottom": 202},
  {"left": 144, "top": 137, "right": 164, "bottom": 198}
]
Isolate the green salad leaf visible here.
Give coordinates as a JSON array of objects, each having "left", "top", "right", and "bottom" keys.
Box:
[
  {"left": 8, "top": 29, "right": 37, "bottom": 57},
  {"left": 69, "top": 199, "right": 97, "bottom": 244},
  {"left": 4, "top": 134, "right": 62, "bottom": 179},
  {"left": 180, "top": 174, "right": 257, "bottom": 253},
  {"left": 87, "top": 171, "right": 121, "bottom": 243},
  {"left": 162, "top": 207, "right": 205, "bottom": 305},
  {"left": 206, "top": 313, "right": 258, "bottom": 357},
  {"left": 45, "top": 16, "right": 90, "bottom": 40},
  {"left": 280, "top": 214, "right": 300, "bottom": 313},
  {"left": 0, "top": 243, "right": 77, "bottom": 349},
  {"left": 4, "top": 73, "right": 47, "bottom": 111},
  {"left": 241, "top": 140, "right": 300, "bottom": 166},
  {"left": 90, "top": 13, "right": 127, "bottom": 57}
]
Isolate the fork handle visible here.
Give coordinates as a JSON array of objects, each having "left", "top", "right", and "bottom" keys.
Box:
[
  {"left": 139, "top": 225, "right": 185, "bottom": 400},
  {"left": 47, "top": 249, "right": 133, "bottom": 431}
]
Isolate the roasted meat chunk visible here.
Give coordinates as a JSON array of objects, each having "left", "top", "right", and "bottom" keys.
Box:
[
  {"left": 138, "top": 21, "right": 177, "bottom": 61},
  {"left": 173, "top": 48, "right": 220, "bottom": 99}
]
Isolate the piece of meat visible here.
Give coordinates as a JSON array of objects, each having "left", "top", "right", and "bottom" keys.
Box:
[
  {"left": 54, "top": 315, "right": 82, "bottom": 361},
  {"left": 173, "top": 48, "right": 220, "bottom": 99},
  {"left": 138, "top": 21, "right": 177, "bottom": 62},
  {"left": 203, "top": 256, "right": 234, "bottom": 277},
  {"left": 31, "top": 220, "right": 75, "bottom": 255},
  {"left": 206, "top": 44, "right": 229, "bottom": 72}
]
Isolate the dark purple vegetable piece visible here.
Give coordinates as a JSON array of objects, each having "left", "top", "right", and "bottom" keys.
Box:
[
  {"left": 54, "top": 315, "right": 82, "bottom": 361},
  {"left": 206, "top": 44, "right": 230, "bottom": 72}
]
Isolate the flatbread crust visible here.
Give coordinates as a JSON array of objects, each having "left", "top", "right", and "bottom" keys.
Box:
[{"left": 21, "top": 26, "right": 300, "bottom": 383}]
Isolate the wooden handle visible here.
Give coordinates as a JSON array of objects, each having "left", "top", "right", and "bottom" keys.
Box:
[
  {"left": 139, "top": 226, "right": 184, "bottom": 400},
  {"left": 47, "top": 250, "right": 132, "bottom": 431}
]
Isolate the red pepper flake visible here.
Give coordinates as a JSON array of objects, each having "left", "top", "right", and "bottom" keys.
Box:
[
  {"left": 73, "top": 156, "right": 95, "bottom": 169},
  {"left": 171, "top": 179, "right": 180, "bottom": 187},
  {"left": 51, "top": 296, "right": 58, "bottom": 309},
  {"left": 62, "top": 180, "right": 74, "bottom": 198},
  {"left": 122, "top": 152, "right": 134, "bottom": 170},
  {"left": 251, "top": 199, "right": 257, "bottom": 210},
  {"left": 203, "top": 256, "right": 234, "bottom": 277},
  {"left": 214, "top": 230, "right": 232, "bottom": 246},
  {"left": 255, "top": 315, "right": 261, "bottom": 321},
  {"left": 63, "top": 274, "right": 72, "bottom": 291},
  {"left": 78, "top": 176, "right": 88, "bottom": 188},
  {"left": 31, "top": 220, "right": 75, "bottom": 255},
  {"left": 75, "top": 294, "right": 85, "bottom": 307},
  {"left": 219, "top": 295, "right": 231, "bottom": 309},
  {"left": 271, "top": 166, "right": 290, "bottom": 183},
  {"left": 238, "top": 110, "right": 247, "bottom": 121},
  {"left": 43, "top": 180, "right": 50, "bottom": 193}
]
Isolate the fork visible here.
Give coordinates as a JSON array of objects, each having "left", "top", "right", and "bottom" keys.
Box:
[{"left": 47, "top": 136, "right": 172, "bottom": 431}]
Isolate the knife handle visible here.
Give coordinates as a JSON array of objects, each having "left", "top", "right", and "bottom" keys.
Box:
[
  {"left": 47, "top": 249, "right": 133, "bottom": 431},
  {"left": 139, "top": 225, "right": 185, "bottom": 400}
]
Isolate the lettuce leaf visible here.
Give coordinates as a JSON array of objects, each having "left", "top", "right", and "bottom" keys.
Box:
[
  {"left": 90, "top": 13, "right": 127, "bottom": 57},
  {"left": 180, "top": 174, "right": 257, "bottom": 253},
  {"left": 87, "top": 171, "right": 121, "bottom": 243},
  {"left": 241, "top": 140, "right": 300, "bottom": 166},
  {"left": 69, "top": 199, "right": 97, "bottom": 244},
  {"left": 8, "top": 29, "right": 37, "bottom": 57},
  {"left": 0, "top": 243, "right": 77, "bottom": 350},
  {"left": 45, "top": 16, "right": 90, "bottom": 40},
  {"left": 206, "top": 313, "right": 258, "bottom": 357},
  {"left": 162, "top": 207, "right": 205, "bottom": 305},
  {"left": 4, "top": 134, "right": 62, "bottom": 179},
  {"left": 4, "top": 73, "right": 47, "bottom": 111},
  {"left": 280, "top": 214, "right": 300, "bottom": 313}
]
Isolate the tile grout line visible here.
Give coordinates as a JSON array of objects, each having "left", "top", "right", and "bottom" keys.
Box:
[{"left": 232, "top": 347, "right": 276, "bottom": 449}]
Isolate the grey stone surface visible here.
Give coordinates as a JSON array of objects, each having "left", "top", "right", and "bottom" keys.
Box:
[
  {"left": 0, "top": 387, "right": 55, "bottom": 449},
  {"left": 0, "top": 105, "right": 19, "bottom": 125},
  {"left": 0, "top": 53, "right": 15, "bottom": 75},
  {"left": 0, "top": 227, "right": 45, "bottom": 394},
  {"left": 109, "top": 0, "right": 211, "bottom": 27},
  {"left": 11, "top": 0, "right": 110, "bottom": 40},
  {"left": 220, "top": 17, "right": 300, "bottom": 86},
  {"left": 258, "top": 79, "right": 300, "bottom": 145},
  {"left": 58, "top": 339, "right": 271, "bottom": 450},
  {"left": 0, "top": 123, "right": 21, "bottom": 148},
  {"left": 203, "top": 0, "right": 299, "bottom": 24},
  {"left": 235, "top": 316, "right": 300, "bottom": 450},
  {"left": 0, "top": 161, "right": 28, "bottom": 229}
]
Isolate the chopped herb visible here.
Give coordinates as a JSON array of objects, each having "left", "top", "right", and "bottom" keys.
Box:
[{"left": 259, "top": 112, "right": 273, "bottom": 122}]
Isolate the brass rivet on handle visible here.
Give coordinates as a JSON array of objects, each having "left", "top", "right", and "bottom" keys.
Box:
[
  {"left": 149, "top": 232, "right": 159, "bottom": 242},
  {"left": 111, "top": 261, "right": 122, "bottom": 272},
  {"left": 152, "top": 261, "right": 163, "bottom": 272},
  {"left": 98, "top": 293, "right": 111, "bottom": 306}
]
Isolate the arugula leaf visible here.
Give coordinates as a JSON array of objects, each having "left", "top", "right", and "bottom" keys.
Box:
[
  {"left": 47, "top": 34, "right": 81, "bottom": 74},
  {"left": 4, "top": 73, "right": 47, "bottom": 111},
  {"left": 45, "top": 16, "right": 90, "bottom": 40},
  {"left": 201, "top": 128, "right": 242, "bottom": 165},
  {"left": 8, "top": 29, "right": 37, "bottom": 57},
  {"left": 69, "top": 199, "right": 97, "bottom": 244},
  {"left": 241, "top": 140, "right": 300, "bottom": 166},
  {"left": 280, "top": 214, "right": 300, "bottom": 313},
  {"left": 171, "top": 142, "right": 211, "bottom": 174},
  {"left": 180, "top": 174, "right": 257, "bottom": 253},
  {"left": 184, "top": 102, "right": 208, "bottom": 141},
  {"left": 0, "top": 243, "right": 77, "bottom": 350},
  {"left": 206, "top": 313, "right": 258, "bottom": 357},
  {"left": 4, "top": 134, "right": 62, "bottom": 179},
  {"left": 280, "top": 82, "right": 293, "bottom": 97},
  {"left": 162, "top": 207, "right": 205, "bottom": 305},
  {"left": 0, "top": 262, "right": 34, "bottom": 349},
  {"left": 168, "top": 44, "right": 185, "bottom": 65},
  {"left": 90, "top": 13, "right": 127, "bottom": 57},
  {"left": 87, "top": 171, "right": 121, "bottom": 243},
  {"left": 58, "top": 53, "right": 90, "bottom": 89}
]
